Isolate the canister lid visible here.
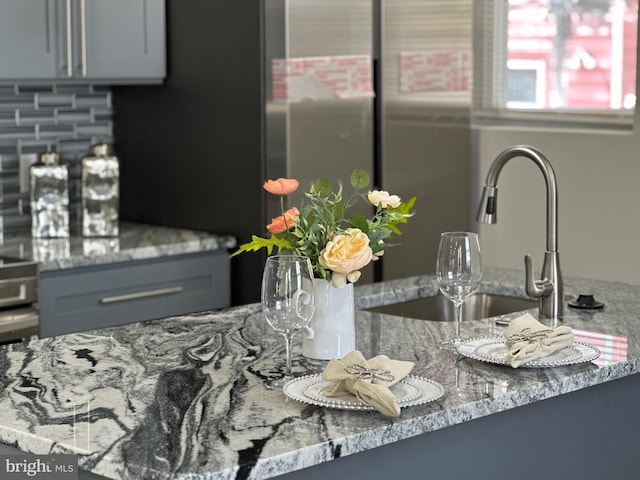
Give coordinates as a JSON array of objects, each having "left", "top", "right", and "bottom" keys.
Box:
[
  {"left": 90, "top": 143, "right": 115, "bottom": 156},
  {"left": 40, "top": 151, "right": 60, "bottom": 165}
]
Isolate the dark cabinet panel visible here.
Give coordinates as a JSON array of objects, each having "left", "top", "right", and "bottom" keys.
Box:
[
  {"left": 39, "top": 250, "right": 230, "bottom": 337},
  {"left": 114, "top": 1, "right": 265, "bottom": 305}
]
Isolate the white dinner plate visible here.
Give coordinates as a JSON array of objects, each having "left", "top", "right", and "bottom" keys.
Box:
[
  {"left": 456, "top": 336, "right": 600, "bottom": 368},
  {"left": 283, "top": 374, "right": 444, "bottom": 411}
]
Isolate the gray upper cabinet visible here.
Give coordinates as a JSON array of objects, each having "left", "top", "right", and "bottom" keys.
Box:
[
  {"left": 0, "top": 1, "right": 58, "bottom": 78},
  {"left": 0, "top": 0, "right": 165, "bottom": 84}
]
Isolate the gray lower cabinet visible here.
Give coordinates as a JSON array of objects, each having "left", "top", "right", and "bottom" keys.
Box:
[
  {"left": 38, "top": 250, "right": 230, "bottom": 338},
  {"left": 0, "top": 0, "right": 165, "bottom": 83}
]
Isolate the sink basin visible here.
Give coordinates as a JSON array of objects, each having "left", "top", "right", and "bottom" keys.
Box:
[{"left": 365, "top": 293, "right": 537, "bottom": 321}]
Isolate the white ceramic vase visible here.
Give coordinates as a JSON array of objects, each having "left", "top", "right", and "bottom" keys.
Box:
[{"left": 302, "top": 278, "right": 355, "bottom": 360}]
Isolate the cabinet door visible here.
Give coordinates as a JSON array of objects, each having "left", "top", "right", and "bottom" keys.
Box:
[
  {"left": 0, "top": 0, "right": 58, "bottom": 79},
  {"left": 0, "top": 0, "right": 165, "bottom": 83},
  {"left": 81, "top": 0, "right": 166, "bottom": 80}
]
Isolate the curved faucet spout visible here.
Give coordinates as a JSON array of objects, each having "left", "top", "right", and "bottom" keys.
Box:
[
  {"left": 477, "top": 145, "right": 558, "bottom": 253},
  {"left": 476, "top": 145, "right": 563, "bottom": 320}
]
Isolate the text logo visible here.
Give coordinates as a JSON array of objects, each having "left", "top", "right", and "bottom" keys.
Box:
[{"left": 0, "top": 455, "right": 77, "bottom": 479}]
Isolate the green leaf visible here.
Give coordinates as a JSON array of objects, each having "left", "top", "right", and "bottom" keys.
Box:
[
  {"left": 312, "top": 177, "right": 331, "bottom": 196},
  {"left": 230, "top": 235, "right": 293, "bottom": 257},
  {"left": 390, "top": 196, "right": 417, "bottom": 215},
  {"left": 333, "top": 201, "right": 346, "bottom": 222},
  {"left": 351, "top": 169, "right": 370, "bottom": 189},
  {"left": 368, "top": 228, "right": 392, "bottom": 242},
  {"left": 348, "top": 212, "right": 369, "bottom": 233}
]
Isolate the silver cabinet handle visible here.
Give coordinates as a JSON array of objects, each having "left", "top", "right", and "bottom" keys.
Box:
[
  {"left": 65, "top": 0, "right": 73, "bottom": 76},
  {"left": 0, "top": 308, "right": 38, "bottom": 335},
  {"left": 101, "top": 286, "right": 184, "bottom": 304},
  {"left": 0, "top": 284, "right": 27, "bottom": 307},
  {"left": 79, "top": 0, "right": 87, "bottom": 76}
]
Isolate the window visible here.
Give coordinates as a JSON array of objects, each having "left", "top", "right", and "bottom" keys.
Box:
[
  {"left": 473, "top": 0, "right": 638, "bottom": 129},
  {"left": 507, "top": 59, "right": 547, "bottom": 107}
]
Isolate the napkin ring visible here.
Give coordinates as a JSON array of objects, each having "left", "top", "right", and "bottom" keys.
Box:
[
  {"left": 344, "top": 363, "right": 395, "bottom": 382},
  {"left": 506, "top": 327, "right": 553, "bottom": 347}
]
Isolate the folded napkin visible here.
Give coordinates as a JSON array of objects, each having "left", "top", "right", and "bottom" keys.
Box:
[
  {"left": 321, "top": 350, "right": 414, "bottom": 417},
  {"left": 504, "top": 313, "right": 574, "bottom": 368}
]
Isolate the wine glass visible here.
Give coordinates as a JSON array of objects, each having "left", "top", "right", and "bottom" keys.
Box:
[
  {"left": 261, "top": 255, "right": 315, "bottom": 389},
  {"left": 436, "top": 232, "right": 482, "bottom": 350}
]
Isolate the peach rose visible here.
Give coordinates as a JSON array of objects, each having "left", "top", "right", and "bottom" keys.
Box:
[
  {"left": 266, "top": 207, "right": 300, "bottom": 234},
  {"left": 367, "top": 190, "right": 401, "bottom": 208},
  {"left": 263, "top": 178, "right": 300, "bottom": 195},
  {"left": 319, "top": 228, "right": 373, "bottom": 287}
]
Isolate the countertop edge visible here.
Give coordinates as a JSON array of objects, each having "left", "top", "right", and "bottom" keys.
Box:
[{"left": 0, "top": 222, "right": 237, "bottom": 272}]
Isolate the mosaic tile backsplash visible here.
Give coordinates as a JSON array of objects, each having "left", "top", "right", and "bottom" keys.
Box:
[{"left": 0, "top": 85, "right": 114, "bottom": 234}]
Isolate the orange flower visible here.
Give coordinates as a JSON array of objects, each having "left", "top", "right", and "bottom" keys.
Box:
[
  {"left": 266, "top": 207, "right": 300, "bottom": 234},
  {"left": 263, "top": 178, "right": 300, "bottom": 195}
]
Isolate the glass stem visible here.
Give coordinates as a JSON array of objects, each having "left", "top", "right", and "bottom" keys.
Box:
[
  {"left": 282, "top": 332, "right": 294, "bottom": 378},
  {"left": 454, "top": 301, "right": 463, "bottom": 342}
]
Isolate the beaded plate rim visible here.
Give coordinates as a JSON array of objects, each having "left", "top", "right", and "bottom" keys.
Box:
[
  {"left": 456, "top": 336, "right": 601, "bottom": 368},
  {"left": 283, "top": 374, "right": 444, "bottom": 411}
]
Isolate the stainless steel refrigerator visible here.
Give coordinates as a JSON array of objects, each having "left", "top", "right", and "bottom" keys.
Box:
[{"left": 114, "top": 0, "right": 472, "bottom": 305}]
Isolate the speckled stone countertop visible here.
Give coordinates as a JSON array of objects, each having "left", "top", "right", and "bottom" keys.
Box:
[
  {"left": 0, "top": 268, "right": 638, "bottom": 479},
  {"left": 0, "top": 222, "right": 237, "bottom": 271}
]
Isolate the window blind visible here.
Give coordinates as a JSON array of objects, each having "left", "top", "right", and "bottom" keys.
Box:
[
  {"left": 472, "top": 0, "right": 637, "bottom": 132},
  {"left": 383, "top": 0, "right": 473, "bottom": 107}
]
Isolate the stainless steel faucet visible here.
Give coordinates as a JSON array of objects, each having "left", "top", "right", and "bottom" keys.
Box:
[{"left": 476, "top": 145, "right": 563, "bottom": 321}]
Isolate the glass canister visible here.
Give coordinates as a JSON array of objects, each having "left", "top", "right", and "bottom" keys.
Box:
[
  {"left": 81, "top": 143, "right": 120, "bottom": 237},
  {"left": 30, "top": 150, "right": 70, "bottom": 238}
]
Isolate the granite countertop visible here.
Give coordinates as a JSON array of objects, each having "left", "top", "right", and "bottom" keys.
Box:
[
  {"left": 0, "top": 222, "right": 237, "bottom": 271},
  {"left": 0, "top": 268, "right": 638, "bottom": 479}
]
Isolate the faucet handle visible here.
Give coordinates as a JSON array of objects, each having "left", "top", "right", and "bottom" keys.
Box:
[{"left": 524, "top": 254, "right": 553, "bottom": 299}]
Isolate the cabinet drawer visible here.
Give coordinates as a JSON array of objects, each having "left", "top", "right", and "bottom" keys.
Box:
[{"left": 39, "top": 250, "right": 230, "bottom": 338}]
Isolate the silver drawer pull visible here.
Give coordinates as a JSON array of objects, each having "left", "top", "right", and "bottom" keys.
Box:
[
  {"left": 79, "top": 0, "right": 87, "bottom": 76},
  {"left": 0, "top": 284, "right": 27, "bottom": 307},
  {"left": 65, "top": 0, "right": 73, "bottom": 77},
  {"left": 101, "top": 286, "right": 184, "bottom": 304}
]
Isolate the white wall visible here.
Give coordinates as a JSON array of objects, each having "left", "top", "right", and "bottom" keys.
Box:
[{"left": 473, "top": 124, "right": 640, "bottom": 285}]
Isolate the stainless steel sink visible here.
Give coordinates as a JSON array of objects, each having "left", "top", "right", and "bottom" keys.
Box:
[{"left": 365, "top": 293, "right": 537, "bottom": 321}]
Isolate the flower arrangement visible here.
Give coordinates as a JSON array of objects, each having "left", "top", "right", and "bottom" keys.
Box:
[{"left": 231, "top": 169, "right": 416, "bottom": 288}]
